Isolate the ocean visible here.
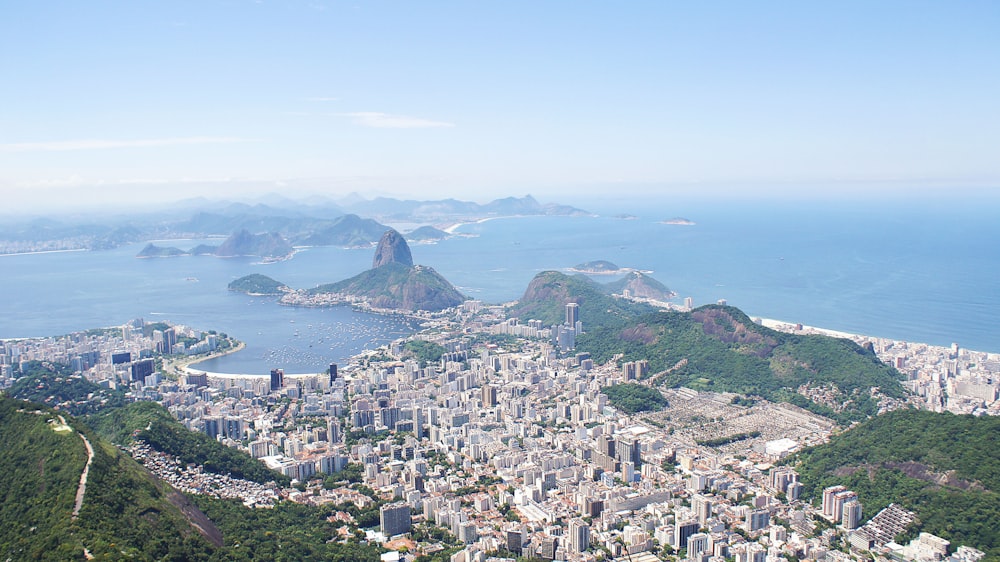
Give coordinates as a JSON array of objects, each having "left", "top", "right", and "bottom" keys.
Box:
[{"left": 2, "top": 196, "right": 998, "bottom": 373}]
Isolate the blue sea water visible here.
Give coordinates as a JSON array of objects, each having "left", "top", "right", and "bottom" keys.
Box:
[{"left": 2, "top": 196, "right": 998, "bottom": 373}]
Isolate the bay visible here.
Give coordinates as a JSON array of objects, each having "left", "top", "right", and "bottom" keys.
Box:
[{"left": 1, "top": 196, "right": 998, "bottom": 373}]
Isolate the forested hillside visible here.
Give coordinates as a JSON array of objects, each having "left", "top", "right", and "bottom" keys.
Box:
[{"left": 791, "top": 409, "right": 1000, "bottom": 559}]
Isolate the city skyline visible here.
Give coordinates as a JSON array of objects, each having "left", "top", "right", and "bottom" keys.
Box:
[{"left": 2, "top": 1, "right": 999, "bottom": 212}]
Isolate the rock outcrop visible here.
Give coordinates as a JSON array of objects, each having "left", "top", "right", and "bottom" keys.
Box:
[{"left": 371, "top": 229, "right": 413, "bottom": 268}]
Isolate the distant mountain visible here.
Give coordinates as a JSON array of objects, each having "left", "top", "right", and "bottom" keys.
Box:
[
  {"left": 297, "top": 214, "right": 389, "bottom": 247},
  {"left": 309, "top": 230, "right": 464, "bottom": 312},
  {"left": 338, "top": 194, "right": 589, "bottom": 220},
  {"left": 215, "top": 230, "right": 293, "bottom": 260},
  {"left": 228, "top": 274, "right": 288, "bottom": 295},
  {"left": 189, "top": 243, "right": 220, "bottom": 255},
  {"left": 136, "top": 243, "right": 187, "bottom": 258},
  {"left": 405, "top": 225, "right": 449, "bottom": 242}
]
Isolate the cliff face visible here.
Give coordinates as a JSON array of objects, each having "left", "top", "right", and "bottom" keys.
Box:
[{"left": 371, "top": 229, "right": 414, "bottom": 268}]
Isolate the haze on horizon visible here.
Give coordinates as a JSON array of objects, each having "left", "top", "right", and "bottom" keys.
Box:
[{"left": 1, "top": 1, "right": 998, "bottom": 213}]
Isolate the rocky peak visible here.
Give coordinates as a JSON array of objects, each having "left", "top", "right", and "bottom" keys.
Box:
[{"left": 372, "top": 229, "right": 413, "bottom": 268}]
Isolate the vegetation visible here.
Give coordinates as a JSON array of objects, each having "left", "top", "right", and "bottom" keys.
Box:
[
  {"left": 228, "top": 273, "right": 288, "bottom": 295},
  {"left": 7, "top": 361, "right": 125, "bottom": 416},
  {"left": 509, "top": 270, "right": 656, "bottom": 329},
  {"left": 514, "top": 272, "right": 903, "bottom": 423},
  {"left": 571, "top": 260, "right": 620, "bottom": 272},
  {"left": 580, "top": 305, "right": 904, "bottom": 423},
  {"left": 90, "top": 401, "right": 291, "bottom": 486},
  {"left": 311, "top": 262, "right": 465, "bottom": 312},
  {"left": 0, "top": 397, "right": 218, "bottom": 560},
  {"left": 405, "top": 339, "right": 447, "bottom": 366},
  {"left": 791, "top": 409, "right": 1000, "bottom": 558},
  {"left": 601, "top": 383, "right": 668, "bottom": 413},
  {"left": 190, "top": 496, "right": 386, "bottom": 561}
]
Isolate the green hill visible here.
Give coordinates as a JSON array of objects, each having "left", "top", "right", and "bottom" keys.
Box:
[
  {"left": 509, "top": 270, "right": 656, "bottom": 328},
  {"left": 511, "top": 272, "right": 904, "bottom": 423},
  {"left": 791, "top": 409, "right": 1000, "bottom": 559},
  {"left": 311, "top": 262, "right": 465, "bottom": 312},
  {"left": 228, "top": 273, "right": 288, "bottom": 295},
  {"left": 0, "top": 396, "right": 220, "bottom": 560}
]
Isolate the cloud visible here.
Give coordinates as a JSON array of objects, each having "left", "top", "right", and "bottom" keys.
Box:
[
  {"left": 0, "top": 137, "right": 251, "bottom": 153},
  {"left": 340, "top": 112, "right": 455, "bottom": 129}
]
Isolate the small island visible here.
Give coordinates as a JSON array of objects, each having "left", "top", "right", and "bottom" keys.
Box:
[
  {"left": 614, "top": 213, "right": 638, "bottom": 220},
  {"left": 568, "top": 260, "right": 627, "bottom": 274},
  {"left": 136, "top": 243, "right": 188, "bottom": 258},
  {"left": 662, "top": 217, "right": 696, "bottom": 225},
  {"left": 227, "top": 274, "right": 289, "bottom": 296}
]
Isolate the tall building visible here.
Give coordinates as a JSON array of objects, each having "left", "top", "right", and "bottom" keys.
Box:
[
  {"left": 270, "top": 368, "right": 284, "bottom": 391},
  {"left": 842, "top": 500, "right": 863, "bottom": 530},
  {"left": 130, "top": 358, "right": 155, "bottom": 383},
  {"left": 380, "top": 503, "right": 411, "bottom": 537},
  {"left": 745, "top": 509, "right": 770, "bottom": 532},
  {"left": 482, "top": 384, "right": 498, "bottom": 407},
  {"left": 822, "top": 485, "right": 848, "bottom": 520},
  {"left": 687, "top": 532, "right": 711, "bottom": 559},
  {"left": 329, "top": 363, "right": 338, "bottom": 384},
  {"left": 674, "top": 520, "right": 699, "bottom": 548},
  {"left": 565, "top": 302, "right": 580, "bottom": 326}
]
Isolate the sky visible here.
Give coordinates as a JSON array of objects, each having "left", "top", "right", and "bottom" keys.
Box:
[{"left": 1, "top": 1, "right": 999, "bottom": 212}]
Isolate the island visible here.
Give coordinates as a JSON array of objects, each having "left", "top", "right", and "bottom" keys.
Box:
[
  {"left": 568, "top": 260, "right": 624, "bottom": 274},
  {"left": 227, "top": 274, "right": 289, "bottom": 296},
  {"left": 661, "top": 216, "right": 696, "bottom": 225}
]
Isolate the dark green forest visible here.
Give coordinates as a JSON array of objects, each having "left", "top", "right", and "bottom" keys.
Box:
[
  {"left": 791, "top": 409, "right": 1000, "bottom": 559},
  {"left": 601, "top": 383, "right": 668, "bottom": 413}
]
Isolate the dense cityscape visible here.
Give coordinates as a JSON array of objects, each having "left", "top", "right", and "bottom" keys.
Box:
[{"left": 2, "top": 292, "right": 996, "bottom": 562}]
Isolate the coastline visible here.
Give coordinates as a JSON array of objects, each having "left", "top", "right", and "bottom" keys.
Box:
[
  {"left": 0, "top": 248, "right": 88, "bottom": 257},
  {"left": 167, "top": 340, "right": 247, "bottom": 377}
]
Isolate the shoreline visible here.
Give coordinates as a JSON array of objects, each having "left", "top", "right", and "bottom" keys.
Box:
[{"left": 0, "top": 248, "right": 89, "bottom": 257}]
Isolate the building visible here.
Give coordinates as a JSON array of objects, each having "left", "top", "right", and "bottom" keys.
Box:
[
  {"left": 270, "top": 368, "right": 284, "bottom": 391},
  {"left": 130, "top": 358, "right": 155, "bottom": 383},
  {"left": 568, "top": 518, "right": 590, "bottom": 553},
  {"left": 380, "top": 503, "right": 411, "bottom": 537},
  {"left": 745, "top": 509, "right": 770, "bottom": 533},
  {"left": 842, "top": 500, "right": 863, "bottom": 530},
  {"left": 687, "top": 532, "right": 711, "bottom": 560},
  {"left": 566, "top": 302, "right": 579, "bottom": 327}
]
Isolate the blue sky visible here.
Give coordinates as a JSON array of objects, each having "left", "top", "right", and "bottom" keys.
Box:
[{"left": 1, "top": 1, "right": 998, "bottom": 211}]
